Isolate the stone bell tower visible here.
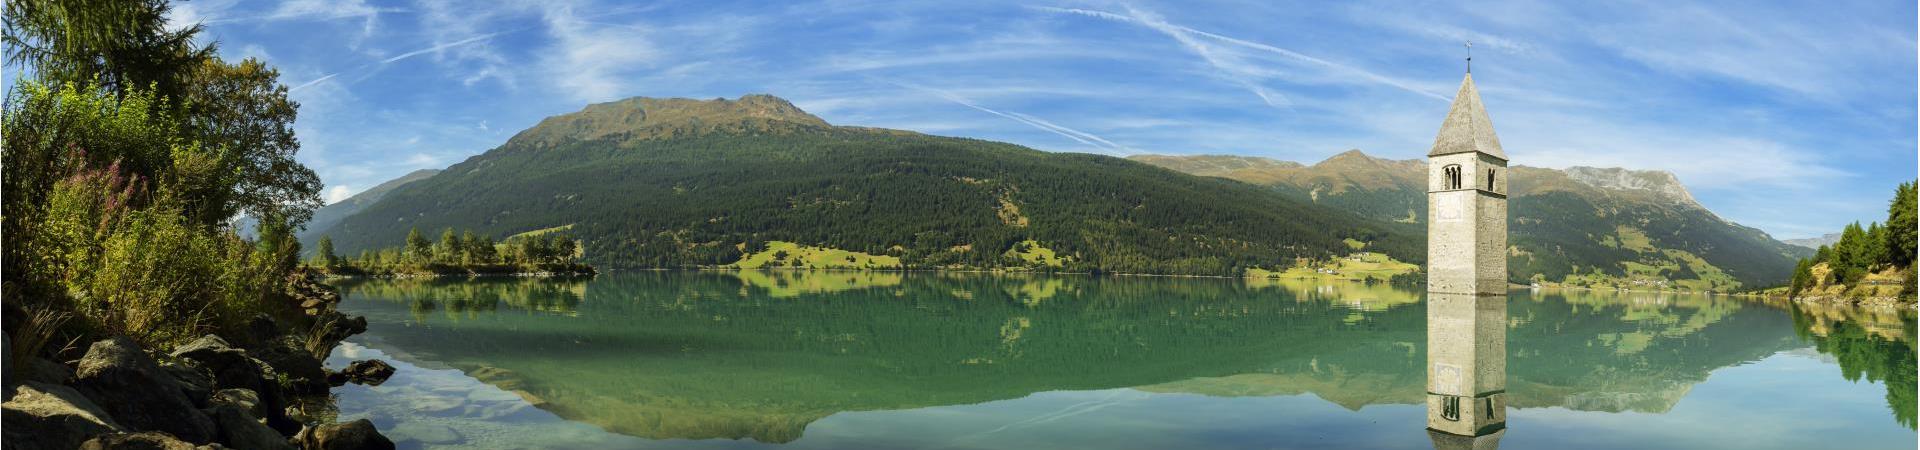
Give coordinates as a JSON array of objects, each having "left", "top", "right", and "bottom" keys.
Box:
[
  {"left": 1425, "top": 70, "right": 1509, "bottom": 448},
  {"left": 1426, "top": 72, "right": 1507, "bottom": 296}
]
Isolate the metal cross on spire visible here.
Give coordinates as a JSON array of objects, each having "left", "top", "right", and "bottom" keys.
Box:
[{"left": 1465, "top": 41, "right": 1473, "bottom": 73}]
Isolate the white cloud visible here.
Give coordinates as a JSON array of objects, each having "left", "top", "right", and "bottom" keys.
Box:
[
  {"left": 536, "top": 5, "right": 660, "bottom": 103},
  {"left": 324, "top": 185, "right": 356, "bottom": 204}
]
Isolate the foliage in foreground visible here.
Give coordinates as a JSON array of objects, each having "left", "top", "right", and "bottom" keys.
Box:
[{"left": 2, "top": 0, "right": 320, "bottom": 352}]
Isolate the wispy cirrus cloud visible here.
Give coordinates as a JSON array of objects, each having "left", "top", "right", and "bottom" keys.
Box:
[
  {"left": 289, "top": 32, "right": 504, "bottom": 93},
  {"left": 1039, "top": 5, "right": 1449, "bottom": 102},
  {"left": 894, "top": 81, "right": 1138, "bottom": 155}
]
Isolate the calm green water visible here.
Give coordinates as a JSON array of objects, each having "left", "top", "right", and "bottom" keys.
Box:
[{"left": 324, "top": 272, "right": 1917, "bottom": 449}]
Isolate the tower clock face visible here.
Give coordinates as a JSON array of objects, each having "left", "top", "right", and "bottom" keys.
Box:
[{"left": 1436, "top": 195, "right": 1465, "bottom": 223}]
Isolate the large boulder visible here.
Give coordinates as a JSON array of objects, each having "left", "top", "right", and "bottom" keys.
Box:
[
  {"left": 168, "top": 335, "right": 301, "bottom": 435},
  {"left": 159, "top": 361, "right": 214, "bottom": 408},
  {"left": 3, "top": 381, "right": 126, "bottom": 450},
  {"left": 248, "top": 345, "right": 329, "bottom": 395},
  {"left": 72, "top": 337, "right": 216, "bottom": 444},
  {"left": 205, "top": 405, "right": 296, "bottom": 450},
  {"left": 170, "top": 336, "right": 273, "bottom": 395},
  {"left": 20, "top": 356, "right": 75, "bottom": 386},
  {"left": 298, "top": 419, "right": 394, "bottom": 450},
  {"left": 208, "top": 389, "right": 264, "bottom": 419},
  {"left": 76, "top": 431, "right": 197, "bottom": 450}
]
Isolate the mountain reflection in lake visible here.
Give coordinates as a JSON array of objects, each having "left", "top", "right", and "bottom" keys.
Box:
[{"left": 325, "top": 272, "right": 1916, "bottom": 450}]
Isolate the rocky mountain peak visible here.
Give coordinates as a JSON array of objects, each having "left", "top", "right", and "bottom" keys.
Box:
[{"left": 1562, "top": 166, "right": 1699, "bottom": 207}]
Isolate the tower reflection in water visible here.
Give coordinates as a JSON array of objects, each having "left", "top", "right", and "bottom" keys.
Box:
[{"left": 1426, "top": 293, "right": 1507, "bottom": 449}]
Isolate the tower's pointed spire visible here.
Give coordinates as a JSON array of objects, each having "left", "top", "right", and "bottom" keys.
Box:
[{"left": 1428, "top": 73, "right": 1506, "bottom": 160}]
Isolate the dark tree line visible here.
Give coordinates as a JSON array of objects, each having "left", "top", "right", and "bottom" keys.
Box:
[{"left": 313, "top": 228, "right": 583, "bottom": 273}]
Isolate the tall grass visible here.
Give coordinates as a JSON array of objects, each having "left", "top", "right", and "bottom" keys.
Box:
[{"left": 8, "top": 308, "right": 75, "bottom": 378}]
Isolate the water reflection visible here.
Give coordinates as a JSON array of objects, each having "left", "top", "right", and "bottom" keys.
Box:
[
  {"left": 1425, "top": 293, "right": 1506, "bottom": 448},
  {"left": 325, "top": 272, "right": 1915, "bottom": 449}
]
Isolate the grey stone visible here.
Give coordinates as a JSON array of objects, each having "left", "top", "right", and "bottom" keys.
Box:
[
  {"left": 300, "top": 419, "right": 395, "bottom": 450},
  {"left": 77, "top": 431, "right": 198, "bottom": 450},
  {"left": 386, "top": 421, "right": 462, "bottom": 445},
  {"left": 160, "top": 361, "right": 215, "bottom": 407},
  {"left": 248, "top": 345, "right": 329, "bottom": 395},
  {"left": 2, "top": 381, "right": 125, "bottom": 450},
  {"left": 73, "top": 337, "right": 216, "bottom": 444},
  {"left": 208, "top": 388, "right": 264, "bottom": 419},
  {"left": 339, "top": 359, "right": 396, "bottom": 386},
  {"left": 20, "top": 356, "right": 75, "bottom": 386},
  {"left": 206, "top": 404, "right": 296, "bottom": 450},
  {"left": 167, "top": 335, "right": 303, "bottom": 436}
]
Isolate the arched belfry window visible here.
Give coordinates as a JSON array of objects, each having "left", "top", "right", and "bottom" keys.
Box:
[
  {"left": 1486, "top": 169, "right": 1497, "bottom": 192},
  {"left": 1443, "top": 165, "right": 1462, "bottom": 190}
]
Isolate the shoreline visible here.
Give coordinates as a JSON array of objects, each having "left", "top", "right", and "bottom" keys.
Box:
[{"left": 3, "top": 270, "right": 402, "bottom": 449}]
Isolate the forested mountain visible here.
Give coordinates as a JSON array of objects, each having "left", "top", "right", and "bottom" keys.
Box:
[
  {"left": 296, "top": 169, "right": 440, "bottom": 242},
  {"left": 1133, "top": 151, "right": 1810, "bottom": 289},
  {"left": 312, "top": 95, "right": 1416, "bottom": 276}
]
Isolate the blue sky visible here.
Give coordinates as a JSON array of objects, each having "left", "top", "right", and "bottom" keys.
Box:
[{"left": 162, "top": 0, "right": 1914, "bottom": 239}]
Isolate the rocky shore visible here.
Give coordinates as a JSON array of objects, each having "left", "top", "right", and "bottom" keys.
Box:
[
  {"left": 3, "top": 272, "right": 401, "bottom": 449},
  {"left": 1793, "top": 295, "right": 1917, "bottom": 309}
]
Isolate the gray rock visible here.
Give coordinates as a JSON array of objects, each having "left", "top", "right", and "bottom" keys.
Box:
[
  {"left": 2, "top": 381, "right": 125, "bottom": 450},
  {"left": 167, "top": 335, "right": 301, "bottom": 436},
  {"left": 206, "top": 404, "right": 296, "bottom": 450},
  {"left": 208, "top": 389, "right": 264, "bottom": 419},
  {"left": 170, "top": 336, "right": 272, "bottom": 396},
  {"left": 249, "top": 345, "right": 329, "bottom": 395},
  {"left": 300, "top": 419, "right": 395, "bottom": 450},
  {"left": 387, "top": 421, "right": 461, "bottom": 445},
  {"left": 73, "top": 337, "right": 216, "bottom": 444},
  {"left": 77, "top": 431, "right": 198, "bottom": 450},
  {"left": 20, "top": 356, "right": 75, "bottom": 386},
  {"left": 339, "top": 359, "right": 396, "bottom": 386},
  {"left": 159, "top": 361, "right": 215, "bottom": 407}
]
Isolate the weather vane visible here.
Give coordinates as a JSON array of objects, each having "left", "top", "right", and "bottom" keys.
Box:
[{"left": 1465, "top": 41, "right": 1473, "bottom": 73}]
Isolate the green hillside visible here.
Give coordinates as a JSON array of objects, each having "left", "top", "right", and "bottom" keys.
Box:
[
  {"left": 298, "top": 168, "right": 439, "bottom": 241},
  {"left": 316, "top": 95, "right": 1416, "bottom": 276},
  {"left": 1133, "top": 151, "right": 1810, "bottom": 289}
]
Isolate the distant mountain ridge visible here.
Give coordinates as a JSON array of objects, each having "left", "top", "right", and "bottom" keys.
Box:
[
  {"left": 1132, "top": 151, "right": 1808, "bottom": 289},
  {"left": 308, "top": 95, "right": 1418, "bottom": 276},
  {"left": 1784, "top": 233, "right": 1842, "bottom": 249},
  {"left": 298, "top": 169, "right": 440, "bottom": 242}
]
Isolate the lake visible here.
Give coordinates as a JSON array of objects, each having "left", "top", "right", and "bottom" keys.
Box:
[{"left": 322, "top": 272, "right": 1916, "bottom": 449}]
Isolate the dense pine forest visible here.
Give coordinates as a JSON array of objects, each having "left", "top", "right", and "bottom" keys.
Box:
[{"left": 316, "top": 97, "right": 1420, "bottom": 277}]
